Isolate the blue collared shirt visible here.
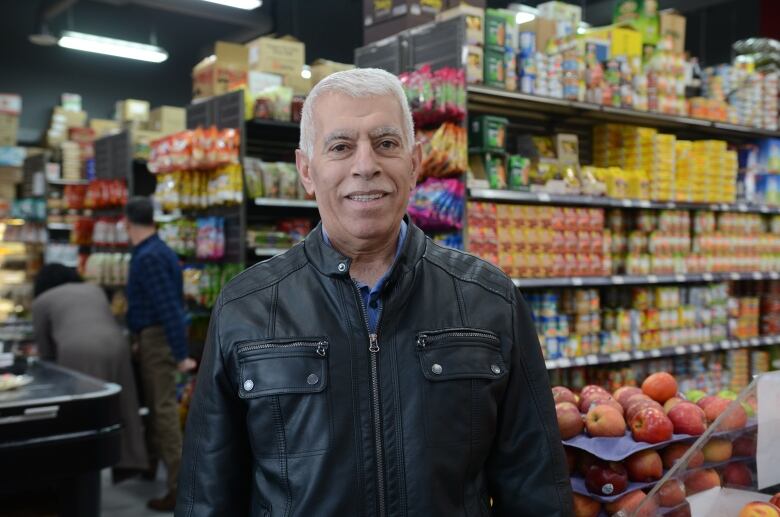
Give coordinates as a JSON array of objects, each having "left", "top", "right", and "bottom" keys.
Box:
[
  {"left": 323, "top": 221, "right": 407, "bottom": 332},
  {"left": 126, "top": 234, "right": 188, "bottom": 361}
]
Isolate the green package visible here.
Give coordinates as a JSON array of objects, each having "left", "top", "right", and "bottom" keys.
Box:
[{"left": 508, "top": 155, "right": 530, "bottom": 190}]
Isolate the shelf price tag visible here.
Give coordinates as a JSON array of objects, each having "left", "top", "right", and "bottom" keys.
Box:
[
  {"left": 621, "top": 199, "right": 633, "bottom": 207},
  {"left": 538, "top": 193, "right": 551, "bottom": 202},
  {"left": 675, "top": 274, "right": 687, "bottom": 282},
  {"left": 650, "top": 349, "right": 662, "bottom": 358},
  {"left": 612, "top": 276, "right": 625, "bottom": 285},
  {"left": 738, "top": 204, "right": 748, "bottom": 212},
  {"left": 770, "top": 272, "right": 780, "bottom": 280},
  {"left": 760, "top": 206, "right": 770, "bottom": 213},
  {"left": 753, "top": 272, "right": 764, "bottom": 281},
  {"left": 639, "top": 200, "right": 651, "bottom": 208},
  {"left": 690, "top": 344, "right": 702, "bottom": 353},
  {"left": 586, "top": 355, "right": 599, "bottom": 365},
  {"left": 558, "top": 358, "right": 572, "bottom": 368},
  {"left": 703, "top": 343, "right": 716, "bottom": 352},
  {"left": 703, "top": 273, "right": 714, "bottom": 281},
  {"left": 730, "top": 272, "right": 742, "bottom": 281},
  {"left": 574, "top": 357, "right": 586, "bottom": 366},
  {"left": 572, "top": 277, "right": 584, "bottom": 286},
  {"left": 633, "top": 351, "right": 645, "bottom": 360},
  {"left": 545, "top": 360, "right": 557, "bottom": 369},
  {"left": 751, "top": 338, "right": 760, "bottom": 346},
  {"left": 647, "top": 275, "right": 658, "bottom": 283},
  {"left": 674, "top": 346, "right": 686, "bottom": 355}
]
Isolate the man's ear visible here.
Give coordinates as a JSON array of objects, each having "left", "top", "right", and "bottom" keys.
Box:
[
  {"left": 295, "top": 149, "right": 316, "bottom": 196},
  {"left": 409, "top": 141, "right": 423, "bottom": 188}
]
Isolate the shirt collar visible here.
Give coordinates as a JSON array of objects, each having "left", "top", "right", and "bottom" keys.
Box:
[{"left": 132, "top": 233, "right": 159, "bottom": 255}]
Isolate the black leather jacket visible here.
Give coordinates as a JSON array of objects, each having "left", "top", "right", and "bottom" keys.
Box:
[{"left": 176, "top": 221, "right": 573, "bottom": 517}]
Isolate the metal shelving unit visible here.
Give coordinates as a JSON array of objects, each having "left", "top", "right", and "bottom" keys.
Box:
[
  {"left": 513, "top": 271, "right": 779, "bottom": 289},
  {"left": 253, "top": 198, "right": 317, "bottom": 208}
]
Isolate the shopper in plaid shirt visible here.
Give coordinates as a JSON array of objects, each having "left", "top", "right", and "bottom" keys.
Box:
[{"left": 126, "top": 196, "right": 196, "bottom": 512}]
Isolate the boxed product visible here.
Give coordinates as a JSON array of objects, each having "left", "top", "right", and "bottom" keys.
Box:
[
  {"left": 465, "top": 45, "right": 484, "bottom": 84},
  {"left": 246, "top": 36, "right": 306, "bottom": 92},
  {"left": 484, "top": 8, "right": 516, "bottom": 49},
  {"left": 192, "top": 41, "right": 249, "bottom": 100},
  {"left": 0, "top": 94, "right": 22, "bottom": 116},
  {"left": 115, "top": 99, "right": 150, "bottom": 123},
  {"left": 61, "top": 93, "right": 82, "bottom": 112},
  {"left": 538, "top": 1, "right": 582, "bottom": 27},
  {"left": 484, "top": 47, "right": 506, "bottom": 88},
  {"left": 586, "top": 25, "right": 642, "bottom": 58},
  {"left": 518, "top": 18, "right": 558, "bottom": 54},
  {"left": 659, "top": 9, "right": 686, "bottom": 54},
  {"left": 89, "top": 119, "right": 120, "bottom": 137},
  {"left": 148, "top": 106, "right": 186, "bottom": 135},
  {"left": 0, "top": 114, "right": 18, "bottom": 146},
  {"left": 469, "top": 115, "right": 508, "bottom": 150},
  {"left": 362, "top": 0, "right": 448, "bottom": 44},
  {"left": 758, "top": 138, "right": 780, "bottom": 173},
  {"left": 436, "top": 4, "right": 484, "bottom": 47},
  {"left": 310, "top": 59, "right": 355, "bottom": 85}
]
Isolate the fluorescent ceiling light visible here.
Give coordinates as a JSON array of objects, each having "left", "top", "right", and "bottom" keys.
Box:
[
  {"left": 58, "top": 31, "right": 168, "bottom": 63},
  {"left": 199, "top": 0, "right": 262, "bottom": 9},
  {"left": 515, "top": 11, "right": 536, "bottom": 24}
]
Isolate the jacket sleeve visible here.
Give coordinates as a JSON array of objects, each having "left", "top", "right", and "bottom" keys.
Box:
[
  {"left": 175, "top": 295, "right": 251, "bottom": 517},
  {"left": 31, "top": 300, "right": 56, "bottom": 361},
  {"left": 485, "top": 289, "right": 573, "bottom": 516}
]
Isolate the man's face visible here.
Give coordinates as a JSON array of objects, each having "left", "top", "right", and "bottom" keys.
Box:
[{"left": 296, "top": 93, "right": 421, "bottom": 249}]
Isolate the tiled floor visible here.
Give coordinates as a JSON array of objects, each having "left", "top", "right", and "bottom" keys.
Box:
[{"left": 101, "top": 466, "right": 173, "bottom": 517}]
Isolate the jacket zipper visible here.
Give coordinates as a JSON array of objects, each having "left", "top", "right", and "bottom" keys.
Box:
[
  {"left": 237, "top": 341, "right": 328, "bottom": 356},
  {"left": 352, "top": 280, "right": 386, "bottom": 517},
  {"left": 416, "top": 329, "right": 498, "bottom": 348}
]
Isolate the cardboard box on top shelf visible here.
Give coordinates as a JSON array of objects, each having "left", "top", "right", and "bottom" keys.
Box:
[
  {"left": 436, "top": 4, "right": 485, "bottom": 47},
  {"left": 148, "top": 106, "right": 186, "bottom": 135},
  {"left": 52, "top": 106, "right": 87, "bottom": 128},
  {"left": 89, "top": 118, "right": 120, "bottom": 137},
  {"left": 131, "top": 129, "right": 163, "bottom": 160},
  {"left": 310, "top": 59, "right": 355, "bottom": 86},
  {"left": 0, "top": 94, "right": 22, "bottom": 116},
  {"left": 362, "top": 0, "right": 454, "bottom": 44},
  {"left": 518, "top": 18, "right": 558, "bottom": 54},
  {"left": 61, "top": 93, "right": 82, "bottom": 111},
  {"left": 0, "top": 114, "right": 19, "bottom": 147},
  {"left": 246, "top": 36, "right": 304, "bottom": 82},
  {"left": 659, "top": 9, "right": 686, "bottom": 54},
  {"left": 538, "top": 1, "right": 582, "bottom": 27},
  {"left": 585, "top": 25, "right": 642, "bottom": 58},
  {"left": 192, "top": 41, "right": 249, "bottom": 100},
  {"left": 115, "top": 99, "right": 150, "bottom": 123}
]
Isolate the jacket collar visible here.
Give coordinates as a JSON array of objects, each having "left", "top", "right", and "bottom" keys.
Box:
[{"left": 304, "top": 215, "right": 426, "bottom": 280}]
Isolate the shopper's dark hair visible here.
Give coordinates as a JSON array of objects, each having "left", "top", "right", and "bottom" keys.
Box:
[
  {"left": 34, "top": 264, "right": 83, "bottom": 298},
  {"left": 125, "top": 196, "right": 155, "bottom": 226}
]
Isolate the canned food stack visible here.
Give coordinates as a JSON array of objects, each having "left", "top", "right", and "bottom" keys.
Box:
[
  {"left": 517, "top": 31, "right": 536, "bottom": 95},
  {"left": 762, "top": 71, "right": 779, "bottom": 130},
  {"left": 60, "top": 141, "right": 81, "bottom": 180}
]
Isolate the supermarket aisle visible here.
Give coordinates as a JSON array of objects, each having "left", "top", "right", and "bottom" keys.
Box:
[{"left": 101, "top": 467, "right": 172, "bottom": 517}]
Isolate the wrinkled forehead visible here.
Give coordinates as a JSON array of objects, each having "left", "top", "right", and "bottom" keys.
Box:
[{"left": 311, "top": 92, "right": 406, "bottom": 140}]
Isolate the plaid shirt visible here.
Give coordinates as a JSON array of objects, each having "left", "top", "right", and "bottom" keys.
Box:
[{"left": 126, "top": 234, "right": 188, "bottom": 361}]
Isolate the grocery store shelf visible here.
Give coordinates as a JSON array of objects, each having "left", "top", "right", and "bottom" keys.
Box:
[
  {"left": 514, "top": 271, "right": 780, "bottom": 289},
  {"left": 47, "top": 178, "right": 89, "bottom": 186},
  {"left": 46, "top": 223, "right": 73, "bottom": 231},
  {"left": 154, "top": 211, "right": 182, "bottom": 223},
  {"left": 254, "top": 198, "right": 318, "bottom": 208},
  {"left": 254, "top": 247, "right": 293, "bottom": 256},
  {"left": 467, "top": 85, "right": 780, "bottom": 140},
  {"left": 545, "top": 334, "right": 780, "bottom": 370},
  {"left": 247, "top": 118, "right": 300, "bottom": 130},
  {"left": 469, "top": 188, "right": 780, "bottom": 214}
]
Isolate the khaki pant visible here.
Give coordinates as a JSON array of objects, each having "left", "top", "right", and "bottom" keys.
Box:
[{"left": 138, "top": 325, "right": 182, "bottom": 492}]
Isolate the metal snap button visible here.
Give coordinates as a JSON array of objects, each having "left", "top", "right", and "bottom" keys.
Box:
[
  {"left": 307, "top": 373, "right": 319, "bottom": 385},
  {"left": 431, "top": 363, "right": 443, "bottom": 375},
  {"left": 491, "top": 364, "right": 501, "bottom": 374},
  {"left": 337, "top": 262, "right": 347, "bottom": 272},
  {"left": 243, "top": 379, "right": 254, "bottom": 391}
]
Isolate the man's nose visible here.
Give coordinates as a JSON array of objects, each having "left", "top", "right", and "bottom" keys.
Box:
[{"left": 351, "top": 140, "right": 380, "bottom": 180}]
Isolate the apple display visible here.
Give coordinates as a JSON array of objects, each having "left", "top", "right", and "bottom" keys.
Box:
[
  {"left": 572, "top": 493, "right": 601, "bottom": 517},
  {"left": 664, "top": 396, "right": 683, "bottom": 414},
  {"left": 604, "top": 490, "right": 658, "bottom": 517},
  {"left": 738, "top": 501, "right": 780, "bottom": 517},
  {"left": 657, "top": 478, "right": 686, "bottom": 507},
  {"left": 702, "top": 437, "right": 733, "bottom": 463},
  {"left": 585, "top": 404, "right": 626, "bottom": 437},
  {"left": 552, "top": 386, "right": 577, "bottom": 405},
  {"left": 630, "top": 406, "right": 674, "bottom": 443},
  {"left": 584, "top": 460, "right": 628, "bottom": 497},
  {"left": 668, "top": 402, "right": 707, "bottom": 435},
  {"left": 733, "top": 434, "right": 758, "bottom": 457},
  {"left": 722, "top": 462, "right": 753, "bottom": 488},
  {"left": 684, "top": 468, "right": 720, "bottom": 495},
  {"left": 556, "top": 402, "right": 584, "bottom": 439},
  {"left": 661, "top": 443, "right": 704, "bottom": 469},
  {"left": 613, "top": 386, "right": 642, "bottom": 407},
  {"left": 642, "top": 372, "right": 679, "bottom": 403},
  {"left": 625, "top": 449, "right": 663, "bottom": 482},
  {"left": 626, "top": 399, "right": 664, "bottom": 422}
]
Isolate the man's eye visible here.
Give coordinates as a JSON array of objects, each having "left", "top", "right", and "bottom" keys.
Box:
[
  {"left": 379, "top": 140, "right": 398, "bottom": 149},
  {"left": 331, "top": 144, "right": 348, "bottom": 153}
]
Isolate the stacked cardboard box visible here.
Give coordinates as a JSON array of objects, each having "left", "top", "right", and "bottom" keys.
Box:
[
  {"left": 246, "top": 36, "right": 309, "bottom": 95},
  {"left": 192, "top": 41, "right": 248, "bottom": 100}
]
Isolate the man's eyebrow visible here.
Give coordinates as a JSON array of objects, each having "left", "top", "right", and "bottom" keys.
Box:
[
  {"left": 369, "top": 126, "right": 403, "bottom": 140},
  {"left": 322, "top": 130, "right": 358, "bottom": 149}
]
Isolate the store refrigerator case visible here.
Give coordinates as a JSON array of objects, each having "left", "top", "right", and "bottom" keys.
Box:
[
  {"left": 626, "top": 370, "right": 780, "bottom": 517},
  {"left": 0, "top": 359, "right": 121, "bottom": 517}
]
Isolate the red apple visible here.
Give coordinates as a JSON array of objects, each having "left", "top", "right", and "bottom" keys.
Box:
[
  {"left": 666, "top": 502, "right": 692, "bottom": 517},
  {"left": 586, "top": 404, "right": 626, "bottom": 437},
  {"left": 553, "top": 386, "right": 577, "bottom": 405},
  {"left": 580, "top": 393, "right": 621, "bottom": 414},
  {"left": 738, "top": 501, "right": 780, "bottom": 517},
  {"left": 664, "top": 397, "right": 684, "bottom": 414},
  {"left": 770, "top": 493, "right": 780, "bottom": 508},
  {"left": 734, "top": 434, "right": 758, "bottom": 457},
  {"left": 556, "top": 402, "right": 584, "bottom": 439},
  {"left": 625, "top": 449, "right": 663, "bottom": 482},
  {"left": 702, "top": 437, "right": 733, "bottom": 463},
  {"left": 577, "top": 450, "right": 598, "bottom": 477},
  {"left": 613, "top": 386, "right": 643, "bottom": 407},
  {"left": 697, "top": 395, "right": 719, "bottom": 412},
  {"left": 564, "top": 446, "right": 576, "bottom": 474},
  {"left": 722, "top": 462, "right": 754, "bottom": 487},
  {"left": 642, "top": 372, "right": 679, "bottom": 403},
  {"left": 658, "top": 478, "right": 687, "bottom": 507},
  {"left": 626, "top": 392, "right": 653, "bottom": 406},
  {"left": 708, "top": 399, "right": 748, "bottom": 431},
  {"left": 605, "top": 489, "right": 658, "bottom": 517},
  {"left": 662, "top": 443, "right": 705, "bottom": 469},
  {"left": 626, "top": 399, "right": 664, "bottom": 422},
  {"left": 572, "top": 493, "right": 601, "bottom": 517},
  {"left": 684, "top": 468, "right": 721, "bottom": 495},
  {"left": 589, "top": 397, "right": 625, "bottom": 416},
  {"left": 631, "top": 407, "right": 674, "bottom": 443},
  {"left": 668, "top": 401, "right": 708, "bottom": 435},
  {"left": 585, "top": 460, "right": 628, "bottom": 497},
  {"left": 581, "top": 384, "right": 609, "bottom": 397}
]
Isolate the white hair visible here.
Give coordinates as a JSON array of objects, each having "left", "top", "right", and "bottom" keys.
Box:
[{"left": 299, "top": 68, "right": 415, "bottom": 159}]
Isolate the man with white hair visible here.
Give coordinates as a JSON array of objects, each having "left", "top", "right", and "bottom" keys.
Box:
[{"left": 176, "top": 68, "right": 572, "bottom": 516}]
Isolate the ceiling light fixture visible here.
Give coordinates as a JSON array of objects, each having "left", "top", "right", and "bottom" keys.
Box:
[
  {"left": 198, "top": 0, "right": 262, "bottom": 10},
  {"left": 58, "top": 30, "right": 168, "bottom": 63}
]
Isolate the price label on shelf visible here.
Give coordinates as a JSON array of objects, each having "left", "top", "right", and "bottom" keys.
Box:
[
  {"left": 751, "top": 338, "right": 760, "bottom": 346},
  {"left": 730, "top": 272, "right": 741, "bottom": 281},
  {"left": 574, "top": 357, "right": 586, "bottom": 366},
  {"left": 760, "top": 206, "right": 770, "bottom": 214},
  {"left": 572, "top": 277, "right": 584, "bottom": 286},
  {"left": 675, "top": 274, "right": 687, "bottom": 282},
  {"left": 545, "top": 360, "right": 557, "bottom": 369},
  {"left": 650, "top": 349, "right": 662, "bottom": 358},
  {"left": 709, "top": 204, "right": 720, "bottom": 211},
  {"left": 753, "top": 272, "right": 763, "bottom": 281},
  {"left": 621, "top": 199, "right": 633, "bottom": 207},
  {"left": 721, "top": 341, "right": 732, "bottom": 350},
  {"left": 674, "top": 346, "right": 686, "bottom": 355},
  {"left": 639, "top": 200, "right": 651, "bottom": 208},
  {"left": 586, "top": 355, "right": 599, "bottom": 365},
  {"left": 538, "top": 193, "right": 551, "bottom": 203},
  {"left": 703, "top": 273, "right": 714, "bottom": 281},
  {"left": 647, "top": 275, "right": 658, "bottom": 283},
  {"left": 690, "top": 344, "right": 702, "bottom": 353},
  {"left": 738, "top": 204, "right": 748, "bottom": 212},
  {"left": 703, "top": 343, "right": 716, "bottom": 352},
  {"left": 633, "top": 351, "right": 645, "bottom": 360},
  {"left": 612, "top": 276, "right": 625, "bottom": 285},
  {"left": 770, "top": 272, "right": 780, "bottom": 280},
  {"left": 558, "top": 358, "right": 572, "bottom": 368}
]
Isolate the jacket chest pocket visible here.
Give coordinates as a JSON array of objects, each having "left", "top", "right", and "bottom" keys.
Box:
[
  {"left": 416, "top": 328, "right": 507, "bottom": 447},
  {"left": 237, "top": 338, "right": 331, "bottom": 457}
]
